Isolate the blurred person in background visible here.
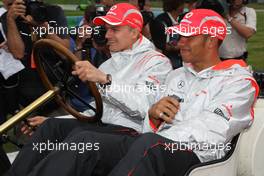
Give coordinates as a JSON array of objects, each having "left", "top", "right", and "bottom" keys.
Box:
[
  {"left": 219, "top": 0, "right": 256, "bottom": 61},
  {"left": 129, "top": 0, "right": 152, "bottom": 11},
  {"left": 75, "top": 4, "right": 110, "bottom": 67},
  {"left": 183, "top": 0, "right": 198, "bottom": 12},
  {"left": 149, "top": 0, "right": 185, "bottom": 69},
  {"left": 0, "top": 0, "right": 24, "bottom": 125},
  {"left": 70, "top": 4, "right": 110, "bottom": 112},
  {"left": 95, "top": 0, "right": 115, "bottom": 12},
  {"left": 1, "top": 0, "right": 70, "bottom": 115},
  {"left": 0, "top": 0, "right": 24, "bottom": 174}
]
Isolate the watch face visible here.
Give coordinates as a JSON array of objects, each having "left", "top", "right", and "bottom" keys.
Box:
[{"left": 106, "top": 74, "right": 112, "bottom": 84}]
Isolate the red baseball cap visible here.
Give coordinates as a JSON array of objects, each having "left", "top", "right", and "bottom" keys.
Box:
[
  {"left": 93, "top": 3, "right": 143, "bottom": 31},
  {"left": 167, "top": 9, "right": 227, "bottom": 40}
]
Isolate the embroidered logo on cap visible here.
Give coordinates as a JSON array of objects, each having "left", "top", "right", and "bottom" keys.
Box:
[
  {"left": 110, "top": 5, "right": 117, "bottom": 11},
  {"left": 185, "top": 12, "right": 193, "bottom": 19}
]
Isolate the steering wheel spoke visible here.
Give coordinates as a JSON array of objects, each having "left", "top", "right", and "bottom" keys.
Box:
[
  {"left": 66, "top": 88, "right": 96, "bottom": 112},
  {"left": 33, "top": 39, "right": 103, "bottom": 122},
  {"left": 38, "top": 53, "right": 62, "bottom": 82}
]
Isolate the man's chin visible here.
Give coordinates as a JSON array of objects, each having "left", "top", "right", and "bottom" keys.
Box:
[
  {"left": 109, "top": 47, "right": 119, "bottom": 52},
  {"left": 182, "top": 57, "right": 192, "bottom": 63}
]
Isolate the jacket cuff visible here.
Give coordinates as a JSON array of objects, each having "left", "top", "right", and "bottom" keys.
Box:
[{"left": 149, "top": 118, "right": 162, "bottom": 133}]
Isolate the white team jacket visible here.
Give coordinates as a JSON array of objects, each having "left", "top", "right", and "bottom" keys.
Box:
[
  {"left": 86, "top": 36, "right": 172, "bottom": 132},
  {"left": 143, "top": 59, "right": 258, "bottom": 162}
]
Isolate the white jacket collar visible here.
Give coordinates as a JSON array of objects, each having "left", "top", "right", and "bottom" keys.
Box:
[{"left": 183, "top": 59, "right": 251, "bottom": 78}]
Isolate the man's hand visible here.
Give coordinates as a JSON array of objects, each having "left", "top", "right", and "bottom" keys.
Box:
[
  {"left": 148, "top": 96, "right": 180, "bottom": 124},
  {"left": 0, "top": 41, "right": 8, "bottom": 51},
  {"left": 23, "top": 15, "right": 40, "bottom": 26},
  {"left": 21, "top": 116, "right": 47, "bottom": 136},
  {"left": 7, "top": 0, "right": 26, "bottom": 20},
  {"left": 75, "top": 24, "right": 92, "bottom": 49},
  {"left": 72, "top": 61, "right": 107, "bottom": 83}
]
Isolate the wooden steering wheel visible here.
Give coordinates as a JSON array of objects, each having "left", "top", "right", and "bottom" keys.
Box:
[{"left": 33, "top": 39, "right": 103, "bottom": 122}]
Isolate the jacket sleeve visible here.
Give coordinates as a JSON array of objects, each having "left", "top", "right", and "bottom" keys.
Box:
[
  {"left": 144, "top": 77, "right": 258, "bottom": 145},
  {"left": 101, "top": 56, "right": 172, "bottom": 120},
  {"left": 245, "top": 7, "right": 257, "bottom": 31}
]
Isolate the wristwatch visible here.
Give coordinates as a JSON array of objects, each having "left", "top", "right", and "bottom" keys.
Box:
[
  {"left": 105, "top": 74, "right": 112, "bottom": 85},
  {"left": 101, "top": 74, "right": 112, "bottom": 89}
]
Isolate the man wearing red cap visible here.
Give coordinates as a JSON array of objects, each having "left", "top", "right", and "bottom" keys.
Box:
[
  {"left": 5, "top": 3, "right": 172, "bottom": 176},
  {"left": 107, "top": 9, "right": 259, "bottom": 175}
]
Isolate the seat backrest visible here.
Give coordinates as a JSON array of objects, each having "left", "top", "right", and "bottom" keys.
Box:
[
  {"left": 185, "top": 98, "right": 264, "bottom": 176},
  {"left": 253, "top": 72, "right": 264, "bottom": 98},
  {"left": 237, "top": 98, "right": 264, "bottom": 176}
]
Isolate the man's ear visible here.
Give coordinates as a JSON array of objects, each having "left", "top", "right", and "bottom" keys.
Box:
[{"left": 131, "top": 28, "right": 140, "bottom": 40}]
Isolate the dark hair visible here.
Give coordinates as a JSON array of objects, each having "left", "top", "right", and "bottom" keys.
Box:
[
  {"left": 196, "top": 0, "right": 227, "bottom": 17},
  {"left": 185, "top": 0, "right": 198, "bottom": 3},
  {"left": 218, "top": 39, "right": 223, "bottom": 47},
  {"left": 162, "top": 0, "right": 185, "bottom": 12},
  {"left": 84, "top": 5, "right": 97, "bottom": 23},
  {"left": 227, "top": 0, "right": 248, "bottom": 4},
  {"left": 142, "top": 11, "right": 154, "bottom": 26}
]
